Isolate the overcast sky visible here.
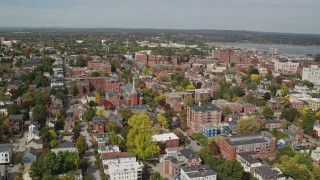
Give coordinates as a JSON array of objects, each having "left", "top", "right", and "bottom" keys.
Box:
[{"left": 0, "top": 0, "right": 319, "bottom": 34}]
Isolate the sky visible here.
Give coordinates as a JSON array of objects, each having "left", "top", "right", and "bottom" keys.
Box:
[{"left": 0, "top": 0, "right": 319, "bottom": 34}]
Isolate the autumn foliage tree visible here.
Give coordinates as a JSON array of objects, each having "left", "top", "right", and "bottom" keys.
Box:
[
  {"left": 236, "top": 118, "right": 262, "bottom": 134},
  {"left": 126, "top": 113, "right": 160, "bottom": 160}
]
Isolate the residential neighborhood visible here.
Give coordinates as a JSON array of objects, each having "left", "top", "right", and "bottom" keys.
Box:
[{"left": 0, "top": 29, "right": 320, "bottom": 180}]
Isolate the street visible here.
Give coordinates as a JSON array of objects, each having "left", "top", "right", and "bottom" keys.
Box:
[
  {"left": 175, "top": 128, "right": 201, "bottom": 152},
  {"left": 80, "top": 122, "right": 100, "bottom": 180}
]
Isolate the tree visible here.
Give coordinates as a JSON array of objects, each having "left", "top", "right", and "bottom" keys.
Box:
[
  {"left": 95, "top": 109, "right": 106, "bottom": 117},
  {"left": 261, "top": 107, "right": 274, "bottom": 119},
  {"left": 237, "top": 118, "right": 261, "bottom": 134},
  {"left": 280, "top": 108, "right": 300, "bottom": 122},
  {"left": 250, "top": 74, "right": 261, "bottom": 82},
  {"left": 150, "top": 172, "right": 164, "bottom": 180},
  {"left": 109, "top": 131, "right": 123, "bottom": 145},
  {"left": 280, "top": 86, "right": 289, "bottom": 97},
  {"left": 117, "top": 108, "right": 133, "bottom": 123},
  {"left": 50, "top": 139, "right": 59, "bottom": 148},
  {"left": 186, "top": 84, "right": 196, "bottom": 90},
  {"left": 83, "top": 109, "right": 96, "bottom": 121},
  {"left": 302, "top": 112, "right": 316, "bottom": 135},
  {"left": 216, "top": 159, "right": 247, "bottom": 180},
  {"left": 263, "top": 92, "right": 271, "bottom": 101},
  {"left": 208, "top": 140, "right": 221, "bottom": 156},
  {"left": 70, "top": 81, "right": 78, "bottom": 96},
  {"left": 105, "top": 121, "right": 119, "bottom": 133},
  {"left": 7, "top": 104, "right": 21, "bottom": 115},
  {"left": 127, "top": 113, "right": 160, "bottom": 160},
  {"left": 0, "top": 114, "right": 10, "bottom": 139},
  {"left": 183, "top": 97, "right": 194, "bottom": 105},
  {"left": 269, "top": 83, "right": 280, "bottom": 97},
  {"left": 222, "top": 107, "right": 232, "bottom": 115},
  {"left": 76, "top": 134, "right": 88, "bottom": 155},
  {"left": 302, "top": 80, "right": 314, "bottom": 89},
  {"left": 157, "top": 115, "right": 169, "bottom": 129},
  {"left": 247, "top": 66, "right": 259, "bottom": 75},
  {"left": 32, "top": 105, "right": 47, "bottom": 125},
  {"left": 154, "top": 94, "right": 165, "bottom": 105},
  {"left": 94, "top": 90, "right": 101, "bottom": 105},
  {"left": 30, "top": 151, "right": 79, "bottom": 179}
]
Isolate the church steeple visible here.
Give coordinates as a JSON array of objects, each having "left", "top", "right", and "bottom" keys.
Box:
[{"left": 131, "top": 76, "right": 138, "bottom": 94}]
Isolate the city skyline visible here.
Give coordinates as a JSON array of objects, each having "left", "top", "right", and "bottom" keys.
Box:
[{"left": 0, "top": 0, "right": 319, "bottom": 34}]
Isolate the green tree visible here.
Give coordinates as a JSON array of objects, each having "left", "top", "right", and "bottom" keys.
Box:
[
  {"left": 301, "top": 112, "right": 316, "bottom": 135},
  {"left": 127, "top": 113, "right": 160, "bottom": 160},
  {"left": 222, "top": 107, "right": 232, "bottom": 115},
  {"left": 261, "top": 106, "right": 274, "bottom": 119},
  {"left": 32, "top": 105, "right": 47, "bottom": 125},
  {"left": 0, "top": 114, "right": 10, "bottom": 139},
  {"left": 280, "top": 108, "right": 300, "bottom": 122},
  {"left": 269, "top": 83, "right": 281, "bottom": 97},
  {"left": 7, "top": 104, "right": 21, "bottom": 115},
  {"left": 157, "top": 115, "right": 169, "bottom": 129},
  {"left": 236, "top": 118, "right": 261, "bottom": 134},
  {"left": 154, "top": 94, "right": 165, "bottom": 105},
  {"left": 186, "top": 84, "right": 196, "bottom": 90},
  {"left": 117, "top": 108, "right": 133, "bottom": 123},
  {"left": 50, "top": 139, "right": 59, "bottom": 148},
  {"left": 83, "top": 109, "right": 96, "bottom": 121},
  {"left": 76, "top": 134, "right": 88, "bottom": 155},
  {"left": 302, "top": 80, "right": 314, "bottom": 89},
  {"left": 150, "top": 172, "right": 164, "bottom": 180},
  {"left": 280, "top": 86, "right": 289, "bottom": 97},
  {"left": 109, "top": 131, "right": 123, "bottom": 145},
  {"left": 70, "top": 81, "right": 78, "bottom": 96},
  {"left": 247, "top": 66, "right": 259, "bottom": 75}
]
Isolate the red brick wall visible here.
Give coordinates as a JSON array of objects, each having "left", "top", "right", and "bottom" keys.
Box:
[{"left": 166, "top": 139, "right": 179, "bottom": 149}]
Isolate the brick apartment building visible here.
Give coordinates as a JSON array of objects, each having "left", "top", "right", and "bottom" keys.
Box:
[
  {"left": 212, "top": 100, "right": 256, "bottom": 115},
  {"left": 187, "top": 103, "right": 222, "bottom": 132},
  {"left": 87, "top": 61, "right": 112, "bottom": 73},
  {"left": 212, "top": 48, "right": 259, "bottom": 65},
  {"left": 219, "top": 132, "right": 276, "bottom": 160}
]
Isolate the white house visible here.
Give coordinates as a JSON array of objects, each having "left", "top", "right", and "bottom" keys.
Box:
[
  {"left": 86, "top": 93, "right": 96, "bottom": 103},
  {"left": 0, "top": 143, "right": 12, "bottom": 164},
  {"left": 27, "top": 130, "right": 41, "bottom": 143},
  {"left": 102, "top": 152, "right": 143, "bottom": 180},
  {"left": 180, "top": 165, "right": 217, "bottom": 180},
  {"left": 236, "top": 152, "right": 262, "bottom": 173}
]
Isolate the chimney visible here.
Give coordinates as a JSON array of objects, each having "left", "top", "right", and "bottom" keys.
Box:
[{"left": 199, "top": 102, "right": 201, "bottom": 107}]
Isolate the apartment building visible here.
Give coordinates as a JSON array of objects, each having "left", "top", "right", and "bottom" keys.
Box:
[
  {"left": 302, "top": 65, "right": 320, "bottom": 85},
  {"left": 307, "top": 98, "right": 320, "bottom": 111},
  {"left": 102, "top": 152, "right": 143, "bottom": 180},
  {"left": 274, "top": 60, "right": 299, "bottom": 74},
  {"left": 219, "top": 133, "right": 276, "bottom": 160},
  {"left": 187, "top": 103, "right": 222, "bottom": 132}
]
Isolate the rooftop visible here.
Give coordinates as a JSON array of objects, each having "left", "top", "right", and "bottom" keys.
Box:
[
  {"left": 181, "top": 165, "right": 217, "bottom": 178},
  {"left": 0, "top": 143, "right": 12, "bottom": 152},
  {"left": 152, "top": 133, "right": 179, "bottom": 142},
  {"left": 188, "top": 103, "right": 221, "bottom": 112}
]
